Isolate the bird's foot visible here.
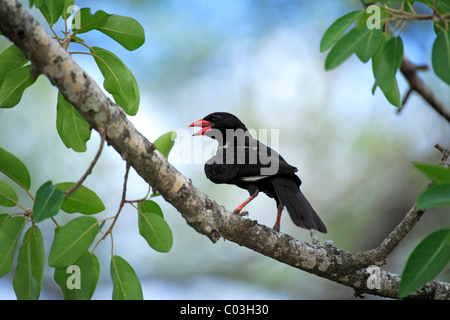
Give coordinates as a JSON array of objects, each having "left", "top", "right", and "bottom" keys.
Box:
[
  {"left": 233, "top": 209, "right": 248, "bottom": 217},
  {"left": 273, "top": 223, "right": 280, "bottom": 232}
]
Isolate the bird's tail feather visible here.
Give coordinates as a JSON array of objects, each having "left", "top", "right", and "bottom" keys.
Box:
[{"left": 271, "top": 176, "right": 327, "bottom": 233}]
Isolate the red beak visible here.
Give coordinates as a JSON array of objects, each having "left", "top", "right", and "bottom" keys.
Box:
[{"left": 189, "top": 119, "right": 213, "bottom": 136}]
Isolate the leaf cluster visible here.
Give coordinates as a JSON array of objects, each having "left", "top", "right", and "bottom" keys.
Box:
[
  {"left": 0, "top": 132, "right": 177, "bottom": 299},
  {"left": 321, "top": 1, "right": 450, "bottom": 107},
  {"left": 0, "top": 0, "right": 178, "bottom": 300}
]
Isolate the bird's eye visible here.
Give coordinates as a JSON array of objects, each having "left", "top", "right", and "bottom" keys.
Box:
[{"left": 211, "top": 115, "right": 221, "bottom": 121}]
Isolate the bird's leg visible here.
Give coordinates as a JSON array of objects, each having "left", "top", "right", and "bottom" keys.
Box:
[
  {"left": 233, "top": 189, "right": 259, "bottom": 216},
  {"left": 310, "top": 230, "right": 319, "bottom": 245},
  {"left": 273, "top": 204, "right": 283, "bottom": 232}
]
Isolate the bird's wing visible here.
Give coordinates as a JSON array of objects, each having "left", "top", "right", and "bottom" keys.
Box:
[{"left": 233, "top": 140, "right": 298, "bottom": 181}]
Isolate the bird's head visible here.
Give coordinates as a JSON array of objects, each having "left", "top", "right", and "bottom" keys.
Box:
[{"left": 189, "top": 112, "right": 248, "bottom": 141}]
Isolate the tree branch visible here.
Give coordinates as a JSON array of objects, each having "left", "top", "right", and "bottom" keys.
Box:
[
  {"left": 400, "top": 57, "right": 450, "bottom": 123},
  {"left": 0, "top": 0, "right": 448, "bottom": 299}
]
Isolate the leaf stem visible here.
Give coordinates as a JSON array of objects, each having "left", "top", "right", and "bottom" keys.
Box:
[
  {"left": 92, "top": 163, "right": 131, "bottom": 253},
  {"left": 65, "top": 131, "right": 105, "bottom": 198}
]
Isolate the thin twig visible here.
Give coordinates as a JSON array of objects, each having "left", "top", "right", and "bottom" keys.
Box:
[
  {"left": 399, "top": 87, "right": 413, "bottom": 113},
  {"left": 435, "top": 143, "right": 450, "bottom": 167},
  {"left": 353, "top": 205, "right": 424, "bottom": 268},
  {"left": 95, "top": 162, "right": 131, "bottom": 246},
  {"left": 65, "top": 132, "right": 106, "bottom": 198},
  {"left": 353, "top": 144, "right": 450, "bottom": 268},
  {"left": 124, "top": 185, "right": 151, "bottom": 204}
]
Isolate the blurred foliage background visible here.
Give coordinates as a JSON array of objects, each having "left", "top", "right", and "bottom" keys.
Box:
[{"left": 0, "top": 0, "right": 449, "bottom": 299}]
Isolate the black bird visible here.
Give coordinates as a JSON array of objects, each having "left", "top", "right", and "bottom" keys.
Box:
[{"left": 189, "top": 112, "right": 326, "bottom": 233}]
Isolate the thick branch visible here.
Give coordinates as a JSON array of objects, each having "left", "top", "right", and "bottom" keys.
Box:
[{"left": 0, "top": 0, "right": 448, "bottom": 299}]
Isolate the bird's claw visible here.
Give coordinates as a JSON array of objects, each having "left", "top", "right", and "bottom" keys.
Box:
[{"left": 233, "top": 210, "right": 248, "bottom": 217}]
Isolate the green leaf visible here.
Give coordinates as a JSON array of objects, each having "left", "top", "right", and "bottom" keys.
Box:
[
  {"left": 34, "top": 0, "right": 65, "bottom": 26},
  {"left": 138, "top": 200, "right": 164, "bottom": 218},
  {"left": 13, "top": 226, "right": 45, "bottom": 300},
  {"left": 34, "top": 0, "right": 51, "bottom": 25},
  {"left": 354, "top": 27, "right": 384, "bottom": 63},
  {"left": 61, "top": 0, "right": 75, "bottom": 20},
  {"left": 320, "top": 11, "right": 363, "bottom": 52},
  {"left": 0, "top": 147, "right": 31, "bottom": 190},
  {"left": 399, "top": 228, "right": 450, "bottom": 298},
  {"left": 0, "top": 213, "right": 9, "bottom": 226},
  {"left": 0, "top": 180, "right": 19, "bottom": 207},
  {"left": 371, "top": 35, "right": 403, "bottom": 107},
  {"left": 44, "top": 0, "right": 65, "bottom": 25},
  {"left": 380, "top": 77, "right": 402, "bottom": 107},
  {"left": 432, "top": 29, "right": 450, "bottom": 84},
  {"left": 0, "top": 66, "right": 37, "bottom": 109},
  {"left": 0, "top": 216, "right": 26, "bottom": 277},
  {"left": 110, "top": 255, "right": 143, "bottom": 300},
  {"left": 54, "top": 252, "right": 99, "bottom": 300},
  {"left": 71, "top": 8, "right": 109, "bottom": 34},
  {"left": 97, "top": 14, "right": 145, "bottom": 51},
  {"left": 372, "top": 36, "right": 403, "bottom": 95},
  {"left": 56, "top": 92, "right": 91, "bottom": 152},
  {"left": 416, "top": 183, "right": 450, "bottom": 209},
  {"left": 325, "top": 27, "right": 370, "bottom": 70},
  {"left": 55, "top": 182, "right": 105, "bottom": 215},
  {"left": 33, "top": 181, "right": 66, "bottom": 223},
  {"left": 48, "top": 216, "right": 98, "bottom": 268},
  {"left": 413, "top": 162, "right": 450, "bottom": 183},
  {"left": 90, "top": 46, "right": 140, "bottom": 115},
  {"left": 138, "top": 203, "right": 173, "bottom": 252},
  {"left": 0, "top": 45, "right": 28, "bottom": 88},
  {"left": 154, "top": 131, "right": 177, "bottom": 159}
]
